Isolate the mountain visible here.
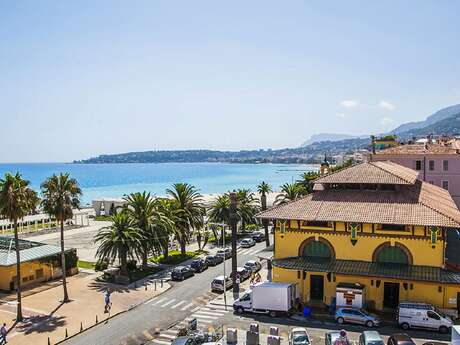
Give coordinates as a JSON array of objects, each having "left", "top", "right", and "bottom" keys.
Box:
[
  {"left": 301, "top": 133, "right": 360, "bottom": 146},
  {"left": 391, "top": 104, "right": 460, "bottom": 134},
  {"left": 395, "top": 112, "right": 460, "bottom": 139}
]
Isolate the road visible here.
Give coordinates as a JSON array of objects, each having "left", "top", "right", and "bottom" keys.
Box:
[{"left": 63, "top": 240, "right": 271, "bottom": 345}]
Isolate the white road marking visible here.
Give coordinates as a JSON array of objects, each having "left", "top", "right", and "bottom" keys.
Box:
[
  {"left": 144, "top": 297, "right": 159, "bottom": 305},
  {"left": 161, "top": 299, "right": 176, "bottom": 307},
  {"left": 152, "top": 298, "right": 167, "bottom": 305},
  {"left": 163, "top": 330, "right": 178, "bottom": 335},
  {"left": 191, "top": 313, "right": 218, "bottom": 319},
  {"left": 151, "top": 339, "right": 171, "bottom": 345},
  {"left": 170, "top": 300, "right": 187, "bottom": 309},
  {"left": 187, "top": 317, "right": 212, "bottom": 323},
  {"left": 191, "top": 306, "right": 201, "bottom": 313},
  {"left": 181, "top": 302, "right": 195, "bottom": 311},
  {"left": 193, "top": 310, "right": 224, "bottom": 317},
  {"left": 159, "top": 334, "right": 176, "bottom": 339},
  {"left": 239, "top": 249, "right": 249, "bottom": 255}
]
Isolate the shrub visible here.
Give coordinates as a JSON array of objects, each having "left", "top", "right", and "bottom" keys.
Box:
[
  {"left": 127, "top": 260, "right": 137, "bottom": 271},
  {"left": 245, "top": 224, "right": 259, "bottom": 232},
  {"left": 149, "top": 250, "right": 199, "bottom": 265}
]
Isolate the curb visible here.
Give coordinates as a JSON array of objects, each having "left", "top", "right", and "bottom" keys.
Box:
[{"left": 53, "top": 284, "right": 172, "bottom": 345}]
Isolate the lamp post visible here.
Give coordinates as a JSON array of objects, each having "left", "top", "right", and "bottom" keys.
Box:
[{"left": 208, "top": 222, "right": 229, "bottom": 310}]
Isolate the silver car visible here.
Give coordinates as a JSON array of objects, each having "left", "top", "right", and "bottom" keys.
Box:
[
  {"left": 335, "top": 307, "right": 381, "bottom": 327},
  {"left": 290, "top": 327, "right": 311, "bottom": 345}
]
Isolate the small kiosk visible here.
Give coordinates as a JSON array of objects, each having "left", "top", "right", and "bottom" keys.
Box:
[{"left": 336, "top": 282, "right": 365, "bottom": 308}]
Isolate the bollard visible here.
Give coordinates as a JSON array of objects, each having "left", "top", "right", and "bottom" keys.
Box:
[
  {"left": 48, "top": 336, "right": 51, "bottom": 345},
  {"left": 161, "top": 279, "right": 163, "bottom": 288},
  {"left": 134, "top": 281, "right": 137, "bottom": 288},
  {"left": 65, "top": 328, "right": 68, "bottom": 338},
  {"left": 96, "top": 315, "right": 98, "bottom": 324},
  {"left": 155, "top": 281, "right": 157, "bottom": 290},
  {"left": 145, "top": 283, "right": 147, "bottom": 291},
  {"left": 80, "top": 322, "right": 83, "bottom": 332}
]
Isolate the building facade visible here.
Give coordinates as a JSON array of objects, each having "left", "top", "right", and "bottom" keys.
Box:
[
  {"left": 258, "top": 161, "right": 460, "bottom": 313},
  {"left": 371, "top": 139, "right": 460, "bottom": 208},
  {"left": 0, "top": 236, "right": 78, "bottom": 291}
]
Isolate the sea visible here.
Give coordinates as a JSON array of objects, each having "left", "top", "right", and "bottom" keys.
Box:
[{"left": 0, "top": 163, "right": 318, "bottom": 206}]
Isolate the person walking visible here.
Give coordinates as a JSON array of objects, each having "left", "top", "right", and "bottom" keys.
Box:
[
  {"left": 0, "top": 323, "right": 7, "bottom": 344},
  {"left": 104, "top": 289, "right": 112, "bottom": 314}
]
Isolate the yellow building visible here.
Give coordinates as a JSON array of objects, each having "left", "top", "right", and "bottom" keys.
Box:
[
  {"left": 258, "top": 161, "right": 460, "bottom": 312},
  {"left": 0, "top": 236, "right": 78, "bottom": 291}
]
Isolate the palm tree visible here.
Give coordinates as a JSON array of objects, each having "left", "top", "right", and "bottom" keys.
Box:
[
  {"left": 0, "top": 172, "right": 38, "bottom": 321},
  {"left": 95, "top": 211, "right": 142, "bottom": 276},
  {"left": 257, "top": 181, "right": 272, "bottom": 246},
  {"left": 166, "top": 183, "right": 204, "bottom": 255},
  {"left": 297, "top": 171, "right": 319, "bottom": 194},
  {"left": 41, "top": 173, "right": 81, "bottom": 303},
  {"left": 235, "top": 189, "right": 259, "bottom": 231},
  {"left": 151, "top": 198, "right": 177, "bottom": 259},
  {"left": 208, "top": 195, "right": 231, "bottom": 244},
  {"left": 275, "top": 182, "right": 305, "bottom": 205},
  {"left": 123, "top": 192, "right": 156, "bottom": 270}
]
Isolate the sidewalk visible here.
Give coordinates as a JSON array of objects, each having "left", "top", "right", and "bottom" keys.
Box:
[{"left": 0, "top": 271, "right": 170, "bottom": 345}]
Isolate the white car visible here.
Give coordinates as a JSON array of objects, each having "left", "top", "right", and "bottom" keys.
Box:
[
  {"left": 290, "top": 328, "right": 311, "bottom": 345},
  {"left": 211, "top": 275, "right": 233, "bottom": 293},
  {"left": 244, "top": 260, "right": 261, "bottom": 273},
  {"left": 240, "top": 238, "right": 255, "bottom": 248}
]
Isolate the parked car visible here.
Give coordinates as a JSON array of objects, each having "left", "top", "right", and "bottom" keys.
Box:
[
  {"left": 387, "top": 334, "right": 416, "bottom": 345},
  {"left": 240, "top": 238, "right": 256, "bottom": 248},
  {"left": 211, "top": 275, "right": 233, "bottom": 293},
  {"left": 190, "top": 258, "right": 208, "bottom": 273},
  {"left": 335, "top": 307, "right": 381, "bottom": 327},
  {"left": 359, "top": 331, "right": 384, "bottom": 345},
  {"left": 171, "top": 336, "right": 198, "bottom": 345},
  {"left": 251, "top": 232, "right": 265, "bottom": 242},
  {"left": 397, "top": 302, "right": 452, "bottom": 333},
  {"left": 244, "top": 260, "right": 262, "bottom": 273},
  {"left": 216, "top": 248, "right": 232, "bottom": 259},
  {"left": 325, "top": 331, "right": 351, "bottom": 345},
  {"left": 230, "top": 267, "right": 251, "bottom": 282},
  {"left": 205, "top": 255, "right": 224, "bottom": 266},
  {"left": 289, "top": 327, "right": 311, "bottom": 345},
  {"left": 171, "top": 266, "right": 195, "bottom": 281}
]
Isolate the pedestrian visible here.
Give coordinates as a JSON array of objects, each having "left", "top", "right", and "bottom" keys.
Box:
[
  {"left": 255, "top": 272, "right": 261, "bottom": 283},
  {"left": 104, "top": 289, "right": 112, "bottom": 314},
  {"left": 0, "top": 323, "right": 7, "bottom": 344},
  {"left": 333, "top": 330, "right": 348, "bottom": 345},
  {"left": 250, "top": 272, "right": 255, "bottom": 284}
]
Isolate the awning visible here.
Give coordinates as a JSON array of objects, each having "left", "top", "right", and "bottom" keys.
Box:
[{"left": 272, "top": 256, "right": 460, "bottom": 284}]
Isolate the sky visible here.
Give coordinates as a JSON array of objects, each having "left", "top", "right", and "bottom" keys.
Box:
[{"left": 1, "top": 1, "right": 460, "bottom": 162}]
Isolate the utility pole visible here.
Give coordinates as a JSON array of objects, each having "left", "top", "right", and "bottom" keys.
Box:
[
  {"left": 261, "top": 192, "right": 270, "bottom": 247},
  {"left": 229, "top": 191, "right": 239, "bottom": 294}
]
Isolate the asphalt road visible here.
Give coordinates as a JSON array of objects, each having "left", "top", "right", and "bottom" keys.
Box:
[{"left": 63, "top": 240, "right": 271, "bottom": 345}]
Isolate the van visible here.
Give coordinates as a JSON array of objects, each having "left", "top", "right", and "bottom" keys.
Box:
[
  {"left": 397, "top": 302, "right": 452, "bottom": 333},
  {"left": 211, "top": 275, "right": 232, "bottom": 293}
]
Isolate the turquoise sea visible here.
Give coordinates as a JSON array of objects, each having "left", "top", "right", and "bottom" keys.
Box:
[{"left": 0, "top": 163, "right": 317, "bottom": 205}]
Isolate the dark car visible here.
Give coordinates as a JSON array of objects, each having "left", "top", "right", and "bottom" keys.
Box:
[
  {"left": 190, "top": 258, "right": 208, "bottom": 273},
  {"left": 205, "top": 255, "right": 224, "bottom": 266},
  {"left": 216, "top": 248, "right": 232, "bottom": 260},
  {"left": 230, "top": 266, "right": 251, "bottom": 282},
  {"left": 171, "top": 266, "right": 195, "bottom": 281},
  {"left": 251, "top": 232, "right": 265, "bottom": 242},
  {"left": 387, "top": 334, "right": 416, "bottom": 345},
  {"left": 171, "top": 336, "right": 198, "bottom": 345}
]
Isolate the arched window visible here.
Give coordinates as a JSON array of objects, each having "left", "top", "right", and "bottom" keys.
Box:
[
  {"left": 302, "top": 241, "right": 332, "bottom": 258},
  {"left": 375, "top": 245, "right": 409, "bottom": 264}
]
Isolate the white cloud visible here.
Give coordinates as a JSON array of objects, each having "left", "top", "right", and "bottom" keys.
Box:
[
  {"left": 380, "top": 117, "right": 394, "bottom": 125},
  {"left": 379, "top": 100, "right": 395, "bottom": 111},
  {"left": 336, "top": 113, "right": 347, "bottom": 119},
  {"left": 340, "top": 100, "right": 359, "bottom": 108}
]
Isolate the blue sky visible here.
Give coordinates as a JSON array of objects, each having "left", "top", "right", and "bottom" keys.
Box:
[{"left": 1, "top": 1, "right": 460, "bottom": 162}]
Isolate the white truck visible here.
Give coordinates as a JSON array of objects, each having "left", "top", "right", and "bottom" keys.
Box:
[
  {"left": 397, "top": 301, "right": 453, "bottom": 333},
  {"left": 232, "top": 281, "right": 298, "bottom": 317}
]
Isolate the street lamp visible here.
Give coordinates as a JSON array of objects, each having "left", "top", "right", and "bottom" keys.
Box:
[{"left": 207, "top": 222, "right": 229, "bottom": 310}]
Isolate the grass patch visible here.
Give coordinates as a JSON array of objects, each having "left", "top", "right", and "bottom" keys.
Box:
[
  {"left": 149, "top": 250, "right": 200, "bottom": 265},
  {"left": 78, "top": 260, "right": 96, "bottom": 270},
  {"left": 95, "top": 215, "right": 112, "bottom": 221},
  {"left": 128, "top": 266, "right": 162, "bottom": 282}
]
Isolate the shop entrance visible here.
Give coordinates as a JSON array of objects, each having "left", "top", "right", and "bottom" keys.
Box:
[
  {"left": 383, "top": 282, "right": 400, "bottom": 308},
  {"left": 310, "top": 275, "right": 324, "bottom": 301}
]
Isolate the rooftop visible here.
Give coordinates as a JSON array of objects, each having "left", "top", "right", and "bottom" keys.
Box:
[
  {"left": 272, "top": 257, "right": 460, "bottom": 284},
  {"left": 0, "top": 236, "right": 67, "bottom": 266},
  {"left": 315, "top": 161, "right": 418, "bottom": 185},
  {"left": 375, "top": 141, "right": 460, "bottom": 155},
  {"left": 258, "top": 161, "right": 460, "bottom": 227}
]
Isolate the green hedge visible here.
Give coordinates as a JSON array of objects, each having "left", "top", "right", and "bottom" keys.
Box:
[
  {"left": 150, "top": 250, "right": 199, "bottom": 265},
  {"left": 77, "top": 260, "right": 96, "bottom": 270}
]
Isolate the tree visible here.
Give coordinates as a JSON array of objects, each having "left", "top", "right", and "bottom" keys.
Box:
[
  {"left": 235, "top": 189, "right": 259, "bottom": 231},
  {"left": 257, "top": 181, "right": 272, "bottom": 246},
  {"left": 194, "top": 227, "right": 211, "bottom": 251},
  {"left": 297, "top": 171, "right": 319, "bottom": 194},
  {"left": 166, "top": 183, "right": 204, "bottom": 255},
  {"left": 41, "top": 173, "right": 82, "bottom": 303},
  {"left": 95, "top": 211, "right": 142, "bottom": 276},
  {"left": 275, "top": 182, "right": 305, "bottom": 205},
  {"left": 208, "top": 194, "right": 231, "bottom": 226},
  {"left": 0, "top": 172, "right": 38, "bottom": 321},
  {"left": 151, "top": 198, "right": 177, "bottom": 259},
  {"left": 123, "top": 192, "right": 156, "bottom": 269}
]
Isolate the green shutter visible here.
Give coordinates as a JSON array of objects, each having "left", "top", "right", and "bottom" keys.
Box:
[
  {"left": 376, "top": 246, "right": 408, "bottom": 264},
  {"left": 303, "top": 241, "right": 331, "bottom": 258}
]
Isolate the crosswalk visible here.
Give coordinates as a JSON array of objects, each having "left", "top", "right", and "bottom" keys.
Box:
[
  {"left": 237, "top": 247, "right": 260, "bottom": 255},
  {"left": 143, "top": 291, "right": 219, "bottom": 312},
  {"left": 148, "top": 302, "right": 230, "bottom": 345}
]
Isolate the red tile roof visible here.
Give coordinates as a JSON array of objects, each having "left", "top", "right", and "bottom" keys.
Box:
[
  {"left": 315, "top": 161, "right": 418, "bottom": 185},
  {"left": 375, "top": 143, "right": 459, "bottom": 155}
]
